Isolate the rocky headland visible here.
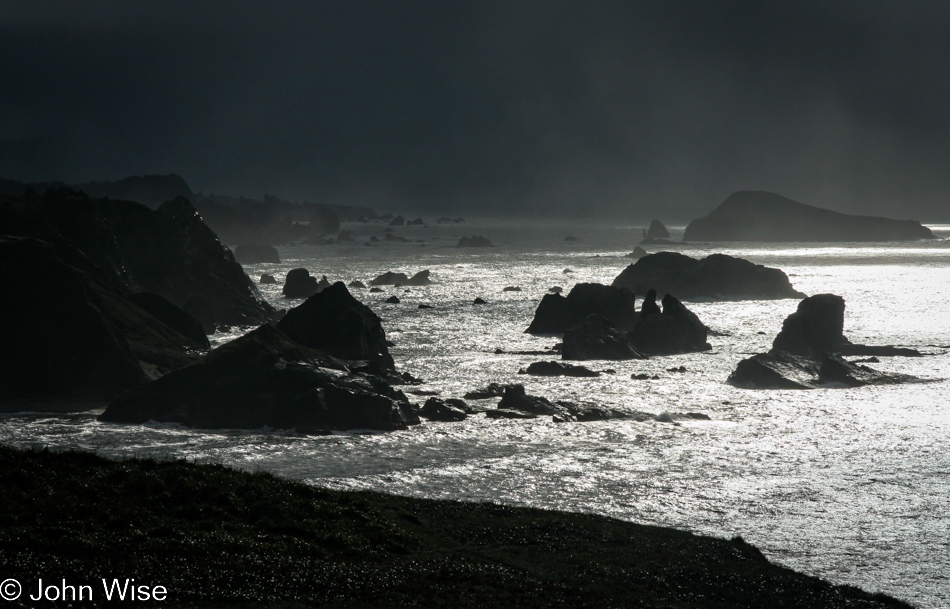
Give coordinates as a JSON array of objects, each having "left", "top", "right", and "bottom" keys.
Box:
[
  {"left": 684, "top": 191, "right": 936, "bottom": 242},
  {"left": 0, "top": 446, "right": 913, "bottom": 609}
]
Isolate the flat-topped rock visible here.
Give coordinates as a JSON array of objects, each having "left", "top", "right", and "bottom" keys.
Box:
[
  {"left": 612, "top": 251, "right": 804, "bottom": 300},
  {"left": 527, "top": 283, "right": 639, "bottom": 334},
  {"left": 684, "top": 191, "right": 936, "bottom": 242}
]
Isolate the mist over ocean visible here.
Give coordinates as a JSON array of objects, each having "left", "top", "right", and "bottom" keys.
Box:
[{"left": 2, "top": 221, "right": 948, "bottom": 608}]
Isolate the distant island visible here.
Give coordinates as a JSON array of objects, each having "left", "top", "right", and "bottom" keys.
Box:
[{"left": 684, "top": 191, "right": 936, "bottom": 242}]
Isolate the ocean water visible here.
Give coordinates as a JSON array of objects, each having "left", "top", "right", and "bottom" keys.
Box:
[{"left": 3, "top": 220, "right": 949, "bottom": 608}]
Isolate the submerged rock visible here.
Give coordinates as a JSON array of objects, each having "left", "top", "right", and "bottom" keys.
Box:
[
  {"left": 613, "top": 251, "right": 804, "bottom": 300},
  {"left": 100, "top": 324, "right": 417, "bottom": 431},
  {"left": 494, "top": 385, "right": 642, "bottom": 423},
  {"left": 519, "top": 361, "right": 601, "bottom": 377},
  {"left": 684, "top": 190, "right": 936, "bottom": 242}
]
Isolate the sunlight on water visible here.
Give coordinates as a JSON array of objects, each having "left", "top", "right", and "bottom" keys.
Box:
[{"left": 2, "top": 222, "right": 949, "bottom": 608}]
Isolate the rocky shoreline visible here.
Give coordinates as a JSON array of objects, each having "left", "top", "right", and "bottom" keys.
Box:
[{"left": 0, "top": 446, "right": 914, "bottom": 609}]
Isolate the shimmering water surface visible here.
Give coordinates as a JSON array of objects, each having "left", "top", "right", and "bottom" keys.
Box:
[{"left": 3, "top": 221, "right": 949, "bottom": 608}]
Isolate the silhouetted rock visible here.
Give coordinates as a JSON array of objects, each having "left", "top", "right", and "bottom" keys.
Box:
[
  {"left": 612, "top": 252, "right": 804, "bottom": 300},
  {"left": 463, "top": 383, "right": 511, "bottom": 400},
  {"left": 386, "top": 296, "right": 401, "bottom": 304},
  {"left": 640, "top": 288, "right": 661, "bottom": 318},
  {"left": 520, "top": 361, "right": 600, "bottom": 377},
  {"left": 183, "top": 296, "right": 216, "bottom": 334},
  {"left": 684, "top": 191, "right": 936, "bottom": 242},
  {"left": 473, "top": 297, "right": 487, "bottom": 304},
  {"left": 309, "top": 206, "right": 341, "bottom": 236},
  {"left": 127, "top": 292, "right": 209, "bottom": 349},
  {"left": 418, "top": 304, "right": 433, "bottom": 309},
  {"left": 772, "top": 294, "right": 850, "bottom": 355},
  {"left": 370, "top": 287, "right": 383, "bottom": 293},
  {"left": 282, "top": 268, "right": 323, "bottom": 299},
  {"left": 420, "top": 397, "right": 468, "bottom": 422},
  {"left": 646, "top": 220, "right": 670, "bottom": 240},
  {"left": 771, "top": 294, "right": 923, "bottom": 358},
  {"left": 100, "top": 324, "right": 417, "bottom": 430},
  {"left": 549, "top": 286, "right": 563, "bottom": 293},
  {"left": 348, "top": 280, "right": 366, "bottom": 288},
  {"left": 497, "top": 385, "right": 561, "bottom": 416},
  {"left": 503, "top": 286, "right": 521, "bottom": 292},
  {"left": 407, "top": 217, "right": 425, "bottom": 226},
  {"left": 562, "top": 315, "right": 648, "bottom": 361},
  {"left": 336, "top": 229, "right": 355, "bottom": 242},
  {"left": 457, "top": 235, "right": 495, "bottom": 247},
  {"left": 629, "top": 293, "right": 711, "bottom": 355},
  {"left": 527, "top": 283, "right": 639, "bottom": 334},
  {"left": 260, "top": 273, "right": 278, "bottom": 284},
  {"left": 111, "top": 196, "right": 277, "bottom": 328},
  {"left": 389, "top": 215, "right": 405, "bottom": 226},
  {"left": 729, "top": 293, "right": 920, "bottom": 389},
  {"left": 626, "top": 246, "right": 648, "bottom": 259},
  {"left": 0, "top": 237, "right": 145, "bottom": 402},
  {"left": 233, "top": 243, "right": 280, "bottom": 264},
  {"left": 728, "top": 351, "right": 915, "bottom": 389},
  {"left": 370, "top": 270, "right": 432, "bottom": 286},
  {"left": 276, "top": 282, "right": 395, "bottom": 372}
]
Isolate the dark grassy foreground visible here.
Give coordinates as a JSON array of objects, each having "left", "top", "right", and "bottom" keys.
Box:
[{"left": 0, "top": 446, "right": 913, "bottom": 608}]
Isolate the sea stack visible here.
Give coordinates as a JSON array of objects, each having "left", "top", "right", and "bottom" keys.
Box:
[{"left": 684, "top": 191, "right": 936, "bottom": 242}]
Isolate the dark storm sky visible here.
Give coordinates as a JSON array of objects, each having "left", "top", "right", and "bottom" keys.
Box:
[{"left": 1, "top": 1, "right": 948, "bottom": 220}]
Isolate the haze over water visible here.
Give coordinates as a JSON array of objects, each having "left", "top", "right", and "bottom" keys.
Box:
[{"left": 2, "top": 221, "right": 949, "bottom": 608}]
